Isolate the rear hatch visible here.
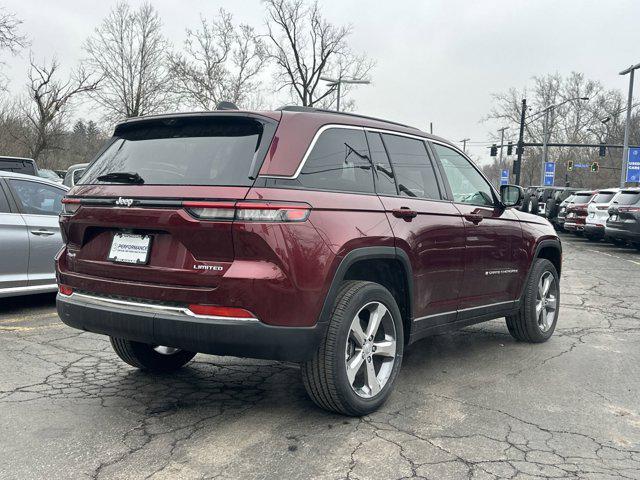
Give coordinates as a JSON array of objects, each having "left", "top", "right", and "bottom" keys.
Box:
[
  {"left": 608, "top": 190, "right": 640, "bottom": 226},
  {"left": 60, "top": 113, "right": 279, "bottom": 289},
  {"left": 588, "top": 191, "right": 617, "bottom": 225},
  {"left": 566, "top": 193, "right": 593, "bottom": 222}
]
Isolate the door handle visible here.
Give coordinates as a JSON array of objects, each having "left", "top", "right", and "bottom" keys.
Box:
[
  {"left": 30, "top": 229, "right": 55, "bottom": 236},
  {"left": 464, "top": 213, "right": 483, "bottom": 225},
  {"left": 392, "top": 208, "right": 418, "bottom": 221}
]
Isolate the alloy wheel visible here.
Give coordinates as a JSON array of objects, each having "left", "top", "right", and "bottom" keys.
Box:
[
  {"left": 536, "top": 272, "right": 557, "bottom": 332},
  {"left": 344, "top": 301, "right": 397, "bottom": 398}
]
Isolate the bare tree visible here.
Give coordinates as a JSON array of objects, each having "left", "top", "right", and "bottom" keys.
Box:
[
  {"left": 83, "top": 1, "right": 172, "bottom": 120},
  {"left": 0, "top": 8, "right": 28, "bottom": 90},
  {"left": 168, "top": 10, "right": 268, "bottom": 110},
  {"left": 11, "top": 57, "right": 99, "bottom": 167},
  {"left": 264, "top": 0, "right": 373, "bottom": 108},
  {"left": 485, "top": 72, "right": 633, "bottom": 188}
]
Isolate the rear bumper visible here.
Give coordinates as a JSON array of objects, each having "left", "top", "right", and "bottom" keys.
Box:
[
  {"left": 605, "top": 226, "right": 640, "bottom": 241},
  {"left": 56, "top": 292, "right": 326, "bottom": 362},
  {"left": 583, "top": 224, "right": 605, "bottom": 237}
]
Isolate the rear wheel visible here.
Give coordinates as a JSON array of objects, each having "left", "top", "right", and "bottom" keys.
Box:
[
  {"left": 110, "top": 337, "right": 196, "bottom": 372},
  {"left": 633, "top": 242, "right": 640, "bottom": 251},
  {"left": 611, "top": 238, "right": 626, "bottom": 246},
  {"left": 506, "top": 259, "right": 559, "bottom": 343},
  {"left": 302, "top": 281, "right": 404, "bottom": 416}
]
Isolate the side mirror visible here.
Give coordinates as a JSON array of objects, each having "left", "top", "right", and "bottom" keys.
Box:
[{"left": 500, "top": 184, "right": 523, "bottom": 207}]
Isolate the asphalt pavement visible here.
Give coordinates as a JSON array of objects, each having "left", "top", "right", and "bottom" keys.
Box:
[{"left": 1, "top": 233, "right": 639, "bottom": 480}]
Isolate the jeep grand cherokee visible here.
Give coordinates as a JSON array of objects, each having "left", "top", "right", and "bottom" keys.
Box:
[{"left": 56, "top": 107, "right": 562, "bottom": 416}]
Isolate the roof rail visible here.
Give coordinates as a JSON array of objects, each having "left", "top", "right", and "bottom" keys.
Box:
[{"left": 276, "top": 105, "right": 421, "bottom": 131}]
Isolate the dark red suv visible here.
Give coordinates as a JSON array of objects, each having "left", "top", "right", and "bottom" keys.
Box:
[{"left": 56, "top": 107, "right": 562, "bottom": 416}]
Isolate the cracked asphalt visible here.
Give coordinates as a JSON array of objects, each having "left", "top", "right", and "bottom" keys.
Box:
[{"left": 1, "top": 233, "right": 639, "bottom": 480}]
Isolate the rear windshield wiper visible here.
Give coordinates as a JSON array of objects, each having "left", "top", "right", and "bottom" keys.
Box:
[{"left": 96, "top": 172, "right": 145, "bottom": 184}]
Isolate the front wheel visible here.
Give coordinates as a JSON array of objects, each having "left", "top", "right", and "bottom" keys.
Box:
[
  {"left": 302, "top": 281, "right": 404, "bottom": 416},
  {"left": 506, "top": 259, "right": 560, "bottom": 343},
  {"left": 110, "top": 337, "right": 196, "bottom": 372}
]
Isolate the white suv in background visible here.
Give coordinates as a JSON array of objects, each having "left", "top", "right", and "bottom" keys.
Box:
[{"left": 584, "top": 188, "right": 619, "bottom": 241}]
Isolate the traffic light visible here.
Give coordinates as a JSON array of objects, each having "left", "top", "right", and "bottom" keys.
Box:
[
  {"left": 507, "top": 142, "right": 513, "bottom": 155},
  {"left": 490, "top": 144, "right": 498, "bottom": 157},
  {"left": 567, "top": 160, "right": 573, "bottom": 171},
  {"left": 599, "top": 144, "right": 606, "bottom": 157},
  {"left": 591, "top": 162, "right": 599, "bottom": 172}
]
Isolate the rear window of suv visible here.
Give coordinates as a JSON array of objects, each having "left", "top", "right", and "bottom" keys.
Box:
[
  {"left": 572, "top": 194, "right": 593, "bottom": 204},
  {"left": 593, "top": 192, "right": 616, "bottom": 203},
  {"left": 615, "top": 191, "right": 640, "bottom": 205},
  {"left": 80, "top": 117, "right": 269, "bottom": 186}
]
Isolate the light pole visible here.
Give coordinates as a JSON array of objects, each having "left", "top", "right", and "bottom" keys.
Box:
[
  {"left": 538, "top": 96, "right": 589, "bottom": 185},
  {"left": 459, "top": 138, "right": 470, "bottom": 153},
  {"left": 320, "top": 76, "right": 371, "bottom": 112},
  {"left": 619, "top": 62, "right": 640, "bottom": 187},
  {"left": 497, "top": 127, "right": 509, "bottom": 167}
]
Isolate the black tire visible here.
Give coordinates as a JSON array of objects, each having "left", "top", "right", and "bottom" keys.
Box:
[
  {"left": 521, "top": 192, "right": 531, "bottom": 212},
  {"left": 301, "top": 281, "right": 404, "bottom": 416},
  {"left": 506, "top": 259, "right": 559, "bottom": 343},
  {"left": 529, "top": 197, "right": 539, "bottom": 215},
  {"left": 110, "top": 337, "right": 196, "bottom": 372},
  {"left": 611, "top": 238, "right": 626, "bottom": 246},
  {"left": 633, "top": 242, "right": 640, "bottom": 251}
]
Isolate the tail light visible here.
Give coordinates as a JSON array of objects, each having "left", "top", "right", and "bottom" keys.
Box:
[
  {"left": 619, "top": 207, "right": 640, "bottom": 213},
  {"left": 596, "top": 206, "right": 609, "bottom": 210},
  {"left": 61, "top": 198, "right": 81, "bottom": 215},
  {"left": 183, "top": 201, "right": 310, "bottom": 223}
]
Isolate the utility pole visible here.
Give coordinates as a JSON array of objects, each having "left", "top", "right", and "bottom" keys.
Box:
[
  {"left": 460, "top": 138, "right": 470, "bottom": 153},
  {"left": 497, "top": 127, "right": 509, "bottom": 166},
  {"left": 515, "top": 99, "right": 526, "bottom": 186},
  {"left": 540, "top": 107, "right": 553, "bottom": 185},
  {"left": 620, "top": 62, "right": 640, "bottom": 187},
  {"left": 430, "top": 122, "right": 433, "bottom": 134},
  {"left": 320, "top": 76, "right": 371, "bottom": 112}
]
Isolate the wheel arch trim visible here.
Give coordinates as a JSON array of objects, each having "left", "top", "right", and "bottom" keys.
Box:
[{"left": 317, "top": 246, "right": 413, "bottom": 328}]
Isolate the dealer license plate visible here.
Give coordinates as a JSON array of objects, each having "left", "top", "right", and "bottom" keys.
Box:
[{"left": 108, "top": 233, "right": 151, "bottom": 264}]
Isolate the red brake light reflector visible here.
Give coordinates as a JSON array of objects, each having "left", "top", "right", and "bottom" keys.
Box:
[
  {"left": 187, "top": 304, "right": 255, "bottom": 318},
  {"left": 58, "top": 285, "right": 73, "bottom": 296},
  {"left": 61, "top": 198, "right": 81, "bottom": 215}
]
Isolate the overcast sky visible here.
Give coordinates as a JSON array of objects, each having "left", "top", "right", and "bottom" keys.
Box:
[{"left": 2, "top": 0, "right": 639, "bottom": 163}]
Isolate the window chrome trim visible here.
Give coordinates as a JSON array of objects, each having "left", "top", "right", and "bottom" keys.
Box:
[
  {"left": 259, "top": 124, "right": 365, "bottom": 180},
  {"left": 61, "top": 292, "right": 259, "bottom": 323}
]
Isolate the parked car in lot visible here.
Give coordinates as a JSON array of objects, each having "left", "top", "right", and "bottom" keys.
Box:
[
  {"left": 56, "top": 108, "right": 562, "bottom": 415},
  {"left": 554, "top": 193, "right": 575, "bottom": 231},
  {"left": 0, "top": 156, "right": 38, "bottom": 176},
  {"left": 546, "top": 188, "right": 579, "bottom": 226},
  {"left": 564, "top": 190, "right": 596, "bottom": 234},
  {"left": 606, "top": 188, "right": 640, "bottom": 249},
  {"left": 38, "top": 168, "right": 64, "bottom": 183},
  {"left": 0, "top": 171, "right": 68, "bottom": 298},
  {"left": 584, "top": 188, "right": 619, "bottom": 241},
  {"left": 520, "top": 185, "right": 541, "bottom": 213},
  {"left": 532, "top": 186, "right": 563, "bottom": 217},
  {"left": 62, "top": 163, "right": 88, "bottom": 187}
]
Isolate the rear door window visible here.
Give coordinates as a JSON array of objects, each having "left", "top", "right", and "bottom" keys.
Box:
[
  {"left": 288, "top": 127, "right": 374, "bottom": 193},
  {"left": 382, "top": 134, "right": 441, "bottom": 199},
  {"left": 366, "top": 132, "right": 397, "bottom": 196},
  {"left": 0, "top": 184, "right": 10, "bottom": 213},
  {"left": 80, "top": 117, "right": 271, "bottom": 186},
  {"left": 9, "top": 179, "right": 65, "bottom": 215}
]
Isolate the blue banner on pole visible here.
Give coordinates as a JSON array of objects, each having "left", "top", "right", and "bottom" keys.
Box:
[
  {"left": 500, "top": 169, "right": 509, "bottom": 185},
  {"left": 627, "top": 148, "right": 640, "bottom": 183},
  {"left": 543, "top": 162, "right": 555, "bottom": 186}
]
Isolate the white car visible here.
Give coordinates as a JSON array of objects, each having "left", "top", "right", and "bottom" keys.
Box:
[{"left": 584, "top": 188, "right": 619, "bottom": 241}]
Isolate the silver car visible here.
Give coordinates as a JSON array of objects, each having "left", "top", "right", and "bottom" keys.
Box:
[{"left": 0, "top": 171, "right": 68, "bottom": 298}]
